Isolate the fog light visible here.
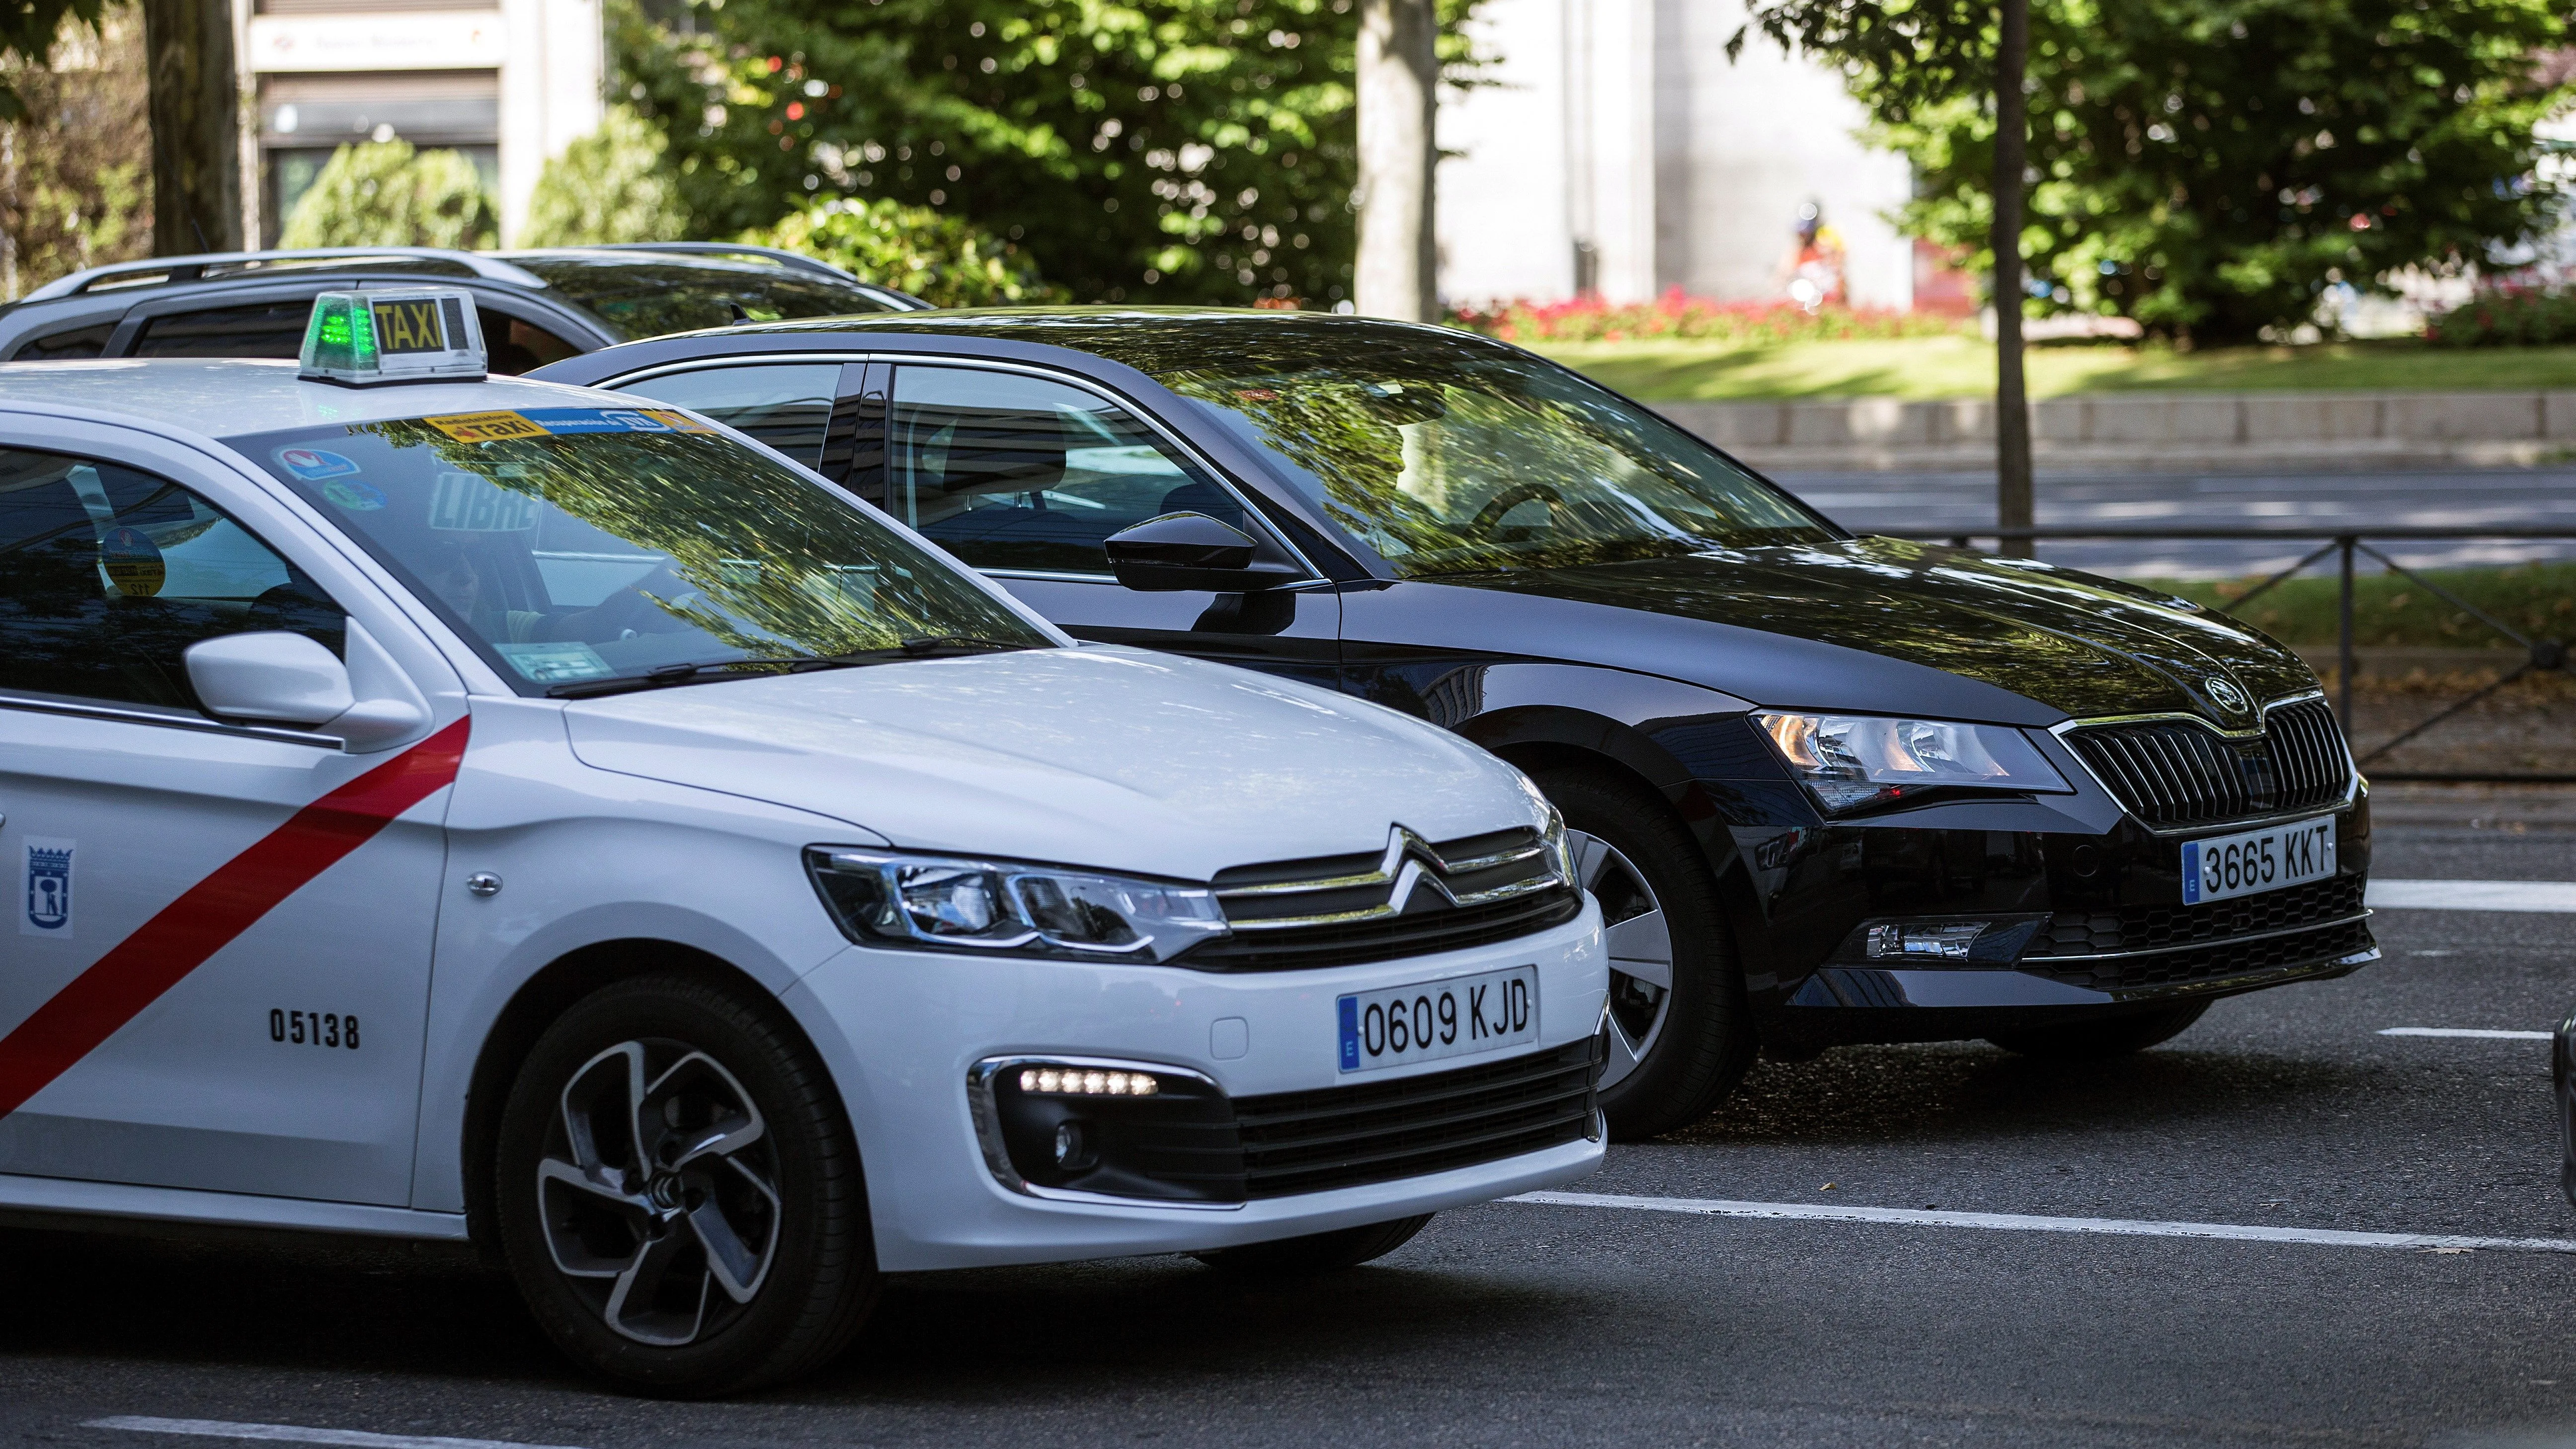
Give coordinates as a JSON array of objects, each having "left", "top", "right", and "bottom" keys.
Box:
[
  {"left": 1053, "top": 1121, "right": 1086, "bottom": 1166},
  {"left": 1020, "top": 1067, "right": 1158, "bottom": 1096},
  {"left": 1866, "top": 921, "right": 1991, "bottom": 960}
]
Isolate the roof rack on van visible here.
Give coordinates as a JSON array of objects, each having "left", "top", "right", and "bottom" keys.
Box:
[
  {"left": 21, "top": 247, "right": 550, "bottom": 303},
  {"left": 572, "top": 242, "right": 862, "bottom": 283}
]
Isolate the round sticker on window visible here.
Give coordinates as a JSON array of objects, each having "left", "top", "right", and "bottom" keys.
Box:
[
  {"left": 276, "top": 447, "right": 360, "bottom": 480},
  {"left": 98, "top": 526, "right": 164, "bottom": 597},
  {"left": 320, "top": 478, "right": 387, "bottom": 511}
]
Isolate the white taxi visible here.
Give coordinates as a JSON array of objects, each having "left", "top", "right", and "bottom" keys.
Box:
[{"left": 0, "top": 290, "right": 1607, "bottom": 1393}]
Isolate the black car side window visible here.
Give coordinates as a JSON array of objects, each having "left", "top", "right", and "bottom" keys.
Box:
[
  {"left": 0, "top": 448, "right": 344, "bottom": 714},
  {"left": 612, "top": 363, "right": 841, "bottom": 469},
  {"left": 887, "top": 365, "right": 1255, "bottom": 575},
  {"left": 11, "top": 321, "right": 114, "bottom": 360},
  {"left": 132, "top": 300, "right": 315, "bottom": 359}
]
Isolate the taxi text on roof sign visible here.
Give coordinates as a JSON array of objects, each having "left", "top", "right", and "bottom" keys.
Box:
[{"left": 299, "top": 287, "right": 488, "bottom": 388}]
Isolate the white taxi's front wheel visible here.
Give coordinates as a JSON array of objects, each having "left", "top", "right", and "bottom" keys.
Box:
[{"left": 494, "top": 972, "right": 877, "bottom": 1396}]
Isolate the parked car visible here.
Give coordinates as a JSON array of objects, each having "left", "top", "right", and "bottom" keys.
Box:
[
  {"left": 534, "top": 308, "right": 2377, "bottom": 1137},
  {"left": 0, "top": 243, "right": 929, "bottom": 374},
  {"left": 0, "top": 290, "right": 1608, "bottom": 1394}
]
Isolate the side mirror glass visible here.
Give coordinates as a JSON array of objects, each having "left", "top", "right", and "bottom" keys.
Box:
[
  {"left": 1103, "top": 511, "right": 1303, "bottom": 593},
  {"left": 187, "top": 632, "right": 354, "bottom": 726}
]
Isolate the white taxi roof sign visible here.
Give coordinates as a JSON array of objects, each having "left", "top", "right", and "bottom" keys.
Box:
[{"left": 298, "top": 287, "right": 487, "bottom": 387}]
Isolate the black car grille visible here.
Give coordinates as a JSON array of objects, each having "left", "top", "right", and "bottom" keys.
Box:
[
  {"left": 2021, "top": 874, "right": 2366, "bottom": 958},
  {"left": 2064, "top": 698, "right": 2351, "bottom": 829},
  {"left": 2025, "top": 916, "right": 2376, "bottom": 992},
  {"left": 1180, "top": 826, "right": 1581, "bottom": 972},
  {"left": 1233, "top": 1038, "right": 1600, "bottom": 1199}
]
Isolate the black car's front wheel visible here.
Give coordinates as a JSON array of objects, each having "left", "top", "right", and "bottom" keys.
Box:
[
  {"left": 1537, "top": 767, "right": 1755, "bottom": 1139},
  {"left": 494, "top": 972, "right": 877, "bottom": 1396}
]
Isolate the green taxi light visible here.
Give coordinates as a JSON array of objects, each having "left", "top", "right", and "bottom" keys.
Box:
[{"left": 299, "top": 287, "right": 486, "bottom": 388}]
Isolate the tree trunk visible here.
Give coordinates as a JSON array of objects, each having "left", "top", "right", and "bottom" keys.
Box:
[
  {"left": 142, "top": 0, "right": 240, "bottom": 256},
  {"left": 1992, "top": 0, "right": 2031, "bottom": 556},
  {"left": 1356, "top": 0, "right": 1437, "bottom": 322}
]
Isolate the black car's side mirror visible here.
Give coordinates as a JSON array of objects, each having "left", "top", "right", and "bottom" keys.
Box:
[{"left": 1104, "top": 512, "right": 1303, "bottom": 593}]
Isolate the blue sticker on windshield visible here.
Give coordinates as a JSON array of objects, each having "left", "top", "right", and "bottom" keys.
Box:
[
  {"left": 319, "top": 478, "right": 388, "bottom": 511},
  {"left": 513, "top": 407, "right": 701, "bottom": 435},
  {"left": 276, "top": 446, "right": 360, "bottom": 480}
]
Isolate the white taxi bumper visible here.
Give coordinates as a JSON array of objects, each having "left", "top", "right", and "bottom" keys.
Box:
[{"left": 786, "top": 900, "right": 1608, "bottom": 1271}]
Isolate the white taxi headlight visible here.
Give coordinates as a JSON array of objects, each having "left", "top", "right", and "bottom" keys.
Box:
[
  {"left": 805, "top": 848, "right": 1231, "bottom": 962},
  {"left": 1754, "top": 713, "right": 2071, "bottom": 814}
]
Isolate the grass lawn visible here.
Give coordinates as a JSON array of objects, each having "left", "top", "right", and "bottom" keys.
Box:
[
  {"left": 2151, "top": 562, "right": 2576, "bottom": 649},
  {"left": 1532, "top": 334, "right": 2576, "bottom": 402}
]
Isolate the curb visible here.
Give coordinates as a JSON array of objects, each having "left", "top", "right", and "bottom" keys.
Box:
[{"left": 1649, "top": 392, "right": 2576, "bottom": 473}]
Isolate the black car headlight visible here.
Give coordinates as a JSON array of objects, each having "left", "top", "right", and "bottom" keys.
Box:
[
  {"left": 1755, "top": 712, "right": 2072, "bottom": 815},
  {"left": 805, "top": 847, "right": 1232, "bottom": 962}
]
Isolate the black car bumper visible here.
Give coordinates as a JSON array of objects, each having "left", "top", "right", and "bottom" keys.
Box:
[{"left": 1701, "top": 719, "right": 2375, "bottom": 1051}]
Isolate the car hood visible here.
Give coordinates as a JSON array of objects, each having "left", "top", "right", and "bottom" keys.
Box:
[
  {"left": 1434, "top": 537, "right": 2316, "bottom": 728},
  {"left": 561, "top": 645, "right": 1539, "bottom": 881}
]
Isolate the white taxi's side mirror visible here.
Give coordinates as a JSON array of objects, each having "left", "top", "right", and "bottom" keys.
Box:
[
  {"left": 186, "top": 631, "right": 431, "bottom": 751},
  {"left": 187, "top": 631, "right": 353, "bottom": 726}
]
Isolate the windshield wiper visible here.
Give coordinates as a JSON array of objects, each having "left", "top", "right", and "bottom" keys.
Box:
[{"left": 544, "top": 637, "right": 1036, "bottom": 699}]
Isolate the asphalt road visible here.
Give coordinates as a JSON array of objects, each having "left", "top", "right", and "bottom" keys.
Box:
[
  {"left": 1771, "top": 467, "right": 2576, "bottom": 579},
  {"left": 2, "top": 816, "right": 2574, "bottom": 1449}
]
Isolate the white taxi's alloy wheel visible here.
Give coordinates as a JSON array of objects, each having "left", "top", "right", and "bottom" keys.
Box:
[
  {"left": 495, "top": 973, "right": 876, "bottom": 1396},
  {"left": 1570, "top": 829, "right": 1674, "bottom": 1093},
  {"left": 537, "top": 1041, "right": 782, "bottom": 1347}
]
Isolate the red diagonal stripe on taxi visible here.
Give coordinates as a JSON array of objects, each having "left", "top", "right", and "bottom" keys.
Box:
[{"left": 0, "top": 718, "right": 470, "bottom": 1119}]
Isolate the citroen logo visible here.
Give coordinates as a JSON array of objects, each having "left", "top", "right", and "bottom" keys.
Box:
[
  {"left": 1382, "top": 827, "right": 1462, "bottom": 913},
  {"left": 2205, "top": 676, "right": 2250, "bottom": 714}
]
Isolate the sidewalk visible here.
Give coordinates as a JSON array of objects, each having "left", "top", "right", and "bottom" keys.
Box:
[{"left": 1657, "top": 391, "right": 2576, "bottom": 472}]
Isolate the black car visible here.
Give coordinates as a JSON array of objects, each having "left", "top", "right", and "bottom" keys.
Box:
[
  {"left": 0, "top": 243, "right": 929, "bottom": 373},
  {"left": 523, "top": 309, "right": 2377, "bottom": 1138}
]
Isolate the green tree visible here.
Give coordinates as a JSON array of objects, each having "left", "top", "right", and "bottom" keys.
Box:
[
  {"left": 1, "top": 3, "right": 149, "bottom": 296},
  {"left": 0, "top": 0, "right": 102, "bottom": 122},
  {"left": 615, "top": 0, "right": 1482, "bottom": 306},
  {"left": 522, "top": 104, "right": 688, "bottom": 245},
  {"left": 748, "top": 197, "right": 1064, "bottom": 307},
  {"left": 279, "top": 140, "right": 498, "bottom": 250},
  {"left": 1738, "top": 0, "right": 2572, "bottom": 345}
]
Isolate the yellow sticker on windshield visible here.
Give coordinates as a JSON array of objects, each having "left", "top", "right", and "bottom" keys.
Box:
[
  {"left": 423, "top": 410, "right": 548, "bottom": 443},
  {"left": 637, "top": 408, "right": 715, "bottom": 434}
]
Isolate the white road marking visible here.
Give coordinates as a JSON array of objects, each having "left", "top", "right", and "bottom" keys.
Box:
[
  {"left": 2378, "top": 1027, "right": 2554, "bottom": 1041},
  {"left": 2368, "top": 879, "right": 2576, "bottom": 913},
  {"left": 1507, "top": 1190, "right": 2576, "bottom": 1254},
  {"left": 86, "top": 1418, "right": 586, "bottom": 1449}
]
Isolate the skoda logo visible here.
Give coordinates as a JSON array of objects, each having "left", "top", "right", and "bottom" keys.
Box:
[{"left": 2205, "top": 676, "right": 2250, "bottom": 714}]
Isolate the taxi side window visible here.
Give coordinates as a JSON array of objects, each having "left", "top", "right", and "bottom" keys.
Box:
[
  {"left": 612, "top": 364, "right": 839, "bottom": 468},
  {"left": 0, "top": 449, "right": 344, "bottom": 714},
  {"left": 886, "top": 365, "right": 1255, "bottom": 575}
]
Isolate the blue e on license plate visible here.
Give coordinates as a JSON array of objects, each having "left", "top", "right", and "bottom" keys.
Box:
[
  {"left": 2181, "top": 814, "right": 2336, "bottom": 905},
  {"left": 1337, "top": 965, "right": 1537, "bottom": 1073}
]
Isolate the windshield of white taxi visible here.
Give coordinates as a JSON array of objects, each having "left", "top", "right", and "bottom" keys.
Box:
[{"left": 229, "top": 406, "right": 1052, "bottom": 694}]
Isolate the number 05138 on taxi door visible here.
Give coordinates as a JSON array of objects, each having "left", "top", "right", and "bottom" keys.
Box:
[{"left": 1339, "top": 965, "right": 1538, "bottom": 1073}]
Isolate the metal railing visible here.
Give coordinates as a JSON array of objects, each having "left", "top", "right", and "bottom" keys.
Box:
[{"left": 1884, "top": 526, "right": 2576, "bottom": 784}]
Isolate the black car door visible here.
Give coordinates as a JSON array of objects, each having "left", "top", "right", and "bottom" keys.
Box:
[{"left": 853, "top": 359, "right": 1342, "bottom": 689}]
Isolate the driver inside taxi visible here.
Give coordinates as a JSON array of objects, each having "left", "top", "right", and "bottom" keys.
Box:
[{"left": 417, "top": 531, "right": 676, "bottom": 646}]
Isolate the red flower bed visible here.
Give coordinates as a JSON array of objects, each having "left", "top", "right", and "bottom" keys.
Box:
[{"left": 1450, "top": 288, "right": 1964, "bottom": 344}]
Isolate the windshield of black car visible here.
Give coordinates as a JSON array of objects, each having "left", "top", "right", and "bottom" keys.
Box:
[
  {"left": 1146, "top": 333, "right": 1837, "bottom": 576},
  {"left": 508, "top": 255, "right": 897, "bottom": 341},
  {"left": 230, "top": 406, "right": 1051, "bottom": 693}
]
